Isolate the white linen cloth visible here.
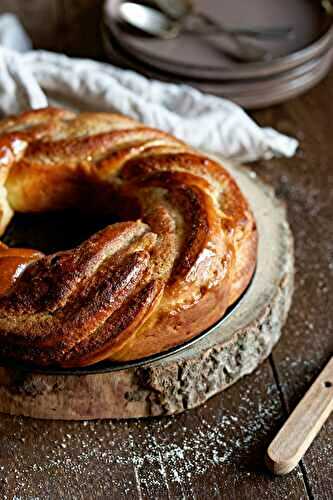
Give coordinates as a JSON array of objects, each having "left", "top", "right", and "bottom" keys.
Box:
[{"left": 0, "top": 14, "right": 298, "bottom": 162}]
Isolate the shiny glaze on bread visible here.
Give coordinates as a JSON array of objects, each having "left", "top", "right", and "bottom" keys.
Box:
[{"left": 0, "top": 108, "right": 257, "bottom": 367}]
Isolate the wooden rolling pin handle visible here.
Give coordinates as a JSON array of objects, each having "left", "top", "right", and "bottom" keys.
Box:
[{"left": 266, "top": 356, "right": 333, "bottom": 475}]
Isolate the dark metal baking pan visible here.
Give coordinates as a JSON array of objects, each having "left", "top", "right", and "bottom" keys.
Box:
[{"left": 0, "top": 273, "right": 254, "bottom": 376}]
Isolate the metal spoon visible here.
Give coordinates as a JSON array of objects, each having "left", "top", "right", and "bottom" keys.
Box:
[
  {"left": 153, "top": 0, "right": 293, "bottom": 39},
  {"left": 119, "top": 2, "right": 268, "bottom": 62},
  {"left": 119, "top": 2, "right": 181, "bottom": 39}
]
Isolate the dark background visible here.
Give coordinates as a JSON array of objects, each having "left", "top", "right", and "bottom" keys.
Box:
[{"left": 0, "top": 1, "right": 332, "bottom": 498}]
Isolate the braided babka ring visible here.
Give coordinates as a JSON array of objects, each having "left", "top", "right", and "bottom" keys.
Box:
[{"left": 0, "top": 107, "right": 257, "bottom": 367}]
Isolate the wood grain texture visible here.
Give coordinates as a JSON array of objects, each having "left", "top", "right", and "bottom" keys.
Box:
[
  {"left": 253, "top": 74, "right": 333, "bottom": 499},
  {"left": 0, "top": 161, "right": 294, "bottom": 419},
  {"left": 0, "top": 362, "right": 308, "bottom": 500},
  {"left": 0, "top": 1, "right": 332, "bottom": 498},
  {"left": 266, "top": 357, "right": 333, "bottom": 475},
  {"left": 0, "top": 0, "right": 104, "bottom": 57}
]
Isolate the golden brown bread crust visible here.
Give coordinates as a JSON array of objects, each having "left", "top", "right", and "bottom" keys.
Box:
[{"left": 0, "top": 107, "right": 257, "bottom": 367}]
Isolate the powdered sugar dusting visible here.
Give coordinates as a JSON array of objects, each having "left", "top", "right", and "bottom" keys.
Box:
[{"left": 0, "top": 365, "right": 289, "bottom": 498}]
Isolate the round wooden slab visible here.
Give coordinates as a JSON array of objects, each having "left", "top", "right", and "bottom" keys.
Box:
[{"left": 0, "top": 162, "right": 294, "bottom": 420}]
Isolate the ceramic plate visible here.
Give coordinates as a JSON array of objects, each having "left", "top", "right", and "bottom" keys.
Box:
[
  {"left": 104, "top": 0, "right": 333, "bottom": 80},
  {"left": 102, "top": 21, "right": 333, "bottom": 108}
]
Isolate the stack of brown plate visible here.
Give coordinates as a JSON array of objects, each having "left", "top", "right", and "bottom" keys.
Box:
[{"left": 102, "top": 0, "right": 333, "bottom": 108}]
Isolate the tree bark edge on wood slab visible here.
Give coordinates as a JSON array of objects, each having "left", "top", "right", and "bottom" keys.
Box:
[{"left": 0, "top": 162, "right": 294, "bottom": 420}]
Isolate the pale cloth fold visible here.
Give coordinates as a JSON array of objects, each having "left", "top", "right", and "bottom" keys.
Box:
[{"left": 0, "top": 14, "right": 298, "bottom": 162}]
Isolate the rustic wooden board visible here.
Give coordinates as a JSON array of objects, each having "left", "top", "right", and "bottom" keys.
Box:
[
  {"left": 0, "top": 360, "right": 308, "bottom": 500},
  {"left": 252, "top": 81, "right": 333, "bottom": 499},
  {"left": 0, "top": 161, "right": 294, "bottom": 420},
  {"left": 0, "top": 0, "right": 104, "bottom": 57},
  {"left": 0, "top": 1, "right": 332, "bottom": 497},
  {"left": 266, "top": 357, "right": 333, "bottom": 475}
]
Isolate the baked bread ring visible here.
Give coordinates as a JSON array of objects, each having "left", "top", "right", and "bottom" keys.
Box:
[{"left": 0, "top": 107, "right": 257, "bottom": 367}]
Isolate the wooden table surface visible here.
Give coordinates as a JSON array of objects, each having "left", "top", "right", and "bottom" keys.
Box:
[{"left": 0, "top": 2, "right": 332, "bottom": 499}]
